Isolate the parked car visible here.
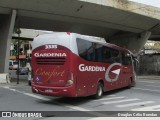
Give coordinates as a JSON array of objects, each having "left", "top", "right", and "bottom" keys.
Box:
[
  {"left": 9, "top": 60, "right": 18, "bottom": 70},
  {"left": 16, "top": 67, "right": 29, "bottom": 75}
]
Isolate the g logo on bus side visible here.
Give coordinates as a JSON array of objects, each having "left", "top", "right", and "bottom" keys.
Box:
[{"left": 105, "top": 63, "right": 122, "bottom": 82}]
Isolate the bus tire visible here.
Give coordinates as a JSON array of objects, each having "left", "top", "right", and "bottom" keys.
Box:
[
  {"left": 128, "top": 78, "right": 135, "bottom": 88},
  {"left": 94, "top": 82, "right": 103, "bottom": 99},
  {"left": 131, "top": 79, "right": 136, "bottom": 87}
]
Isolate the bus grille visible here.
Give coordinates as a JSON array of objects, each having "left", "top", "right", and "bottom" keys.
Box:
[{"left": 36, "top": 58, "right": 66, "bottom": 65}]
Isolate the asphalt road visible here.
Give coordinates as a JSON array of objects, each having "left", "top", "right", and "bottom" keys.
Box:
[{"left": 0, "top": 77, "right": 160, "bottom": 119}]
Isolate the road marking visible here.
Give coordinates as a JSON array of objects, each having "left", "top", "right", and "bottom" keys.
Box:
[
  {"left": 138, "top": 81, "right": 155, "bottom": 83},
  {"left": 144, "top": 84, "right": 160, "bottom": 88},
  {"left": 23, "top": 92, "right": 50, "bottom": 101},
  {"left": 102, "top": 98, "right": 140, "bottom": 104},
  {"left": 133, "top": 88, "right": 160, "bottom": 92},
  {"left": 116, "top": 101, "right": 154, "bottom": 108},
  {"left": 132, "top": 105, "right": 160, "bottom": 111},
  {"left": 1, "top": 86, "right": 106, "bottom": 117},
  {"left": 2, "top": 86, "right": 50, "bottom": 101},
  {"left": 108, "top": 95, "right": 116, "bottom": 97},
  {"left": 94, "top": 96, "right": 125, "bottom": 101}
]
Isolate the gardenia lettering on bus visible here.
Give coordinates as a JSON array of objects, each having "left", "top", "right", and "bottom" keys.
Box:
[
  {"left": 34, "top": 53, "right": 67, "bottom": 57},
  {"left": 79, "top": 64, "right": 105, "bottom": 72}
]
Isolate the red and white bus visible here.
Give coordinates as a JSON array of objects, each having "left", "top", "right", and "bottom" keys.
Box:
[{"left": 31, "top": 32, "right": 136, "bottom": 98}]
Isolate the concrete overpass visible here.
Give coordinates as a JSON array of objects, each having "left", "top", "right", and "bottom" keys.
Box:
[{"left": 1, "top": 0, "right": 160, "bottom": 73}]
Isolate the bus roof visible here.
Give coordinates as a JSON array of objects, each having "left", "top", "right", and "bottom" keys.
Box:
[{"left": 33, "top": 32, "right": 130, "bottom": 53}]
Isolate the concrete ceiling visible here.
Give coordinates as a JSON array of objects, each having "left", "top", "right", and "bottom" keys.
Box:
[{"left": 0, "top": 0, "right": 160, "bottom": 40}]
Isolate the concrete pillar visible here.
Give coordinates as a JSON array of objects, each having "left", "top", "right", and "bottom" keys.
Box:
[
  {"left": 0, "top": 10, "right": 16, "bottom": 73},
  {"left": 109, "top": 31, "right": 151, "bottom": 54}
]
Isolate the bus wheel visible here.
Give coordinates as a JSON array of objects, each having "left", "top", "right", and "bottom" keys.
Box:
[
  {"left": 131, "top": 79, "right": 136, "bottom": 87},
  {"left": 94, "top": 82, "right": 103, "bottom": 99},
  {"left": 128, "top": 78, "right": 135, "bottom": 88}
]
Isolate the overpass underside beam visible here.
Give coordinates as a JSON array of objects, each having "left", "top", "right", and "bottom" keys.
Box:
[
  {"left": 109, "top": 31, "right": 151, "bottom": 54},
  {"left": 0, "top": 10, "right": 16, "bottom": 73}
]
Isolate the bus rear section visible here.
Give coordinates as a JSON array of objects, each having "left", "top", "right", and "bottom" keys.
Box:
[{"left": 31, "top": 33, "right": 76, "bottom": 97}]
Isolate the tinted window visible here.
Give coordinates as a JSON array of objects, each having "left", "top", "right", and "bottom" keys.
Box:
[
  {"left": 77, "top": 38, "right": 121, "bottom": 64},
  {"left": 95, "top": 46, "right": 113, "bottom": 63},
  {"left": 110, "top": 49, "right": 121, "bottom": 63},
  {"left": 122, "top": 52, "right": 132, "bottom": 65},
  {"left": 77, "top": 38, "right": 95, "bottom": 61}
]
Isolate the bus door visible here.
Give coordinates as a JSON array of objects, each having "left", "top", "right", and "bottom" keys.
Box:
[{"left": 121, "top": 52, "right": 133, "bottom": 86}]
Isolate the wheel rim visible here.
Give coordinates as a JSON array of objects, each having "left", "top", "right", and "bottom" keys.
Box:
[{"left": 98, "top": 85, "right": 102, "bottom": 97}]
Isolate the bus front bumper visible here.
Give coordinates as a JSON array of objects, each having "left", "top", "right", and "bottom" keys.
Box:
[{"left": 32, "top": 84, "right": 76, "bottom": 97}]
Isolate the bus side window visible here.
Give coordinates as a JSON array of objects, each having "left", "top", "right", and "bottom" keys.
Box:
[
  {"left": 95, "top": 45, "right": 103, "bottom": 62},
  {"left": 87, "top": 43, "right": 95, "bottom": 61},
  {"left": 122, "top": 52, "right": 132, "bottom": 65},
  {"left": 77, "top": 38, "right": 95, "bottom": 61},
  {"left": 110, "top": 49, "right": 121, "bottom": 63},
  {"left": 95, "top": 46, "right": 120, "bottom": 64},
  {"left": 102, "top": 47, "right": 112, "bottom": 63}
]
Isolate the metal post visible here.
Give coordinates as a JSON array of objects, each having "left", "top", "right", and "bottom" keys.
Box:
[
  {"left": 15, "top": 28, "right": 21, "bottom": 84},
  {"left": 17, "top": 38, "right": 20, "bottom": 84}
]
